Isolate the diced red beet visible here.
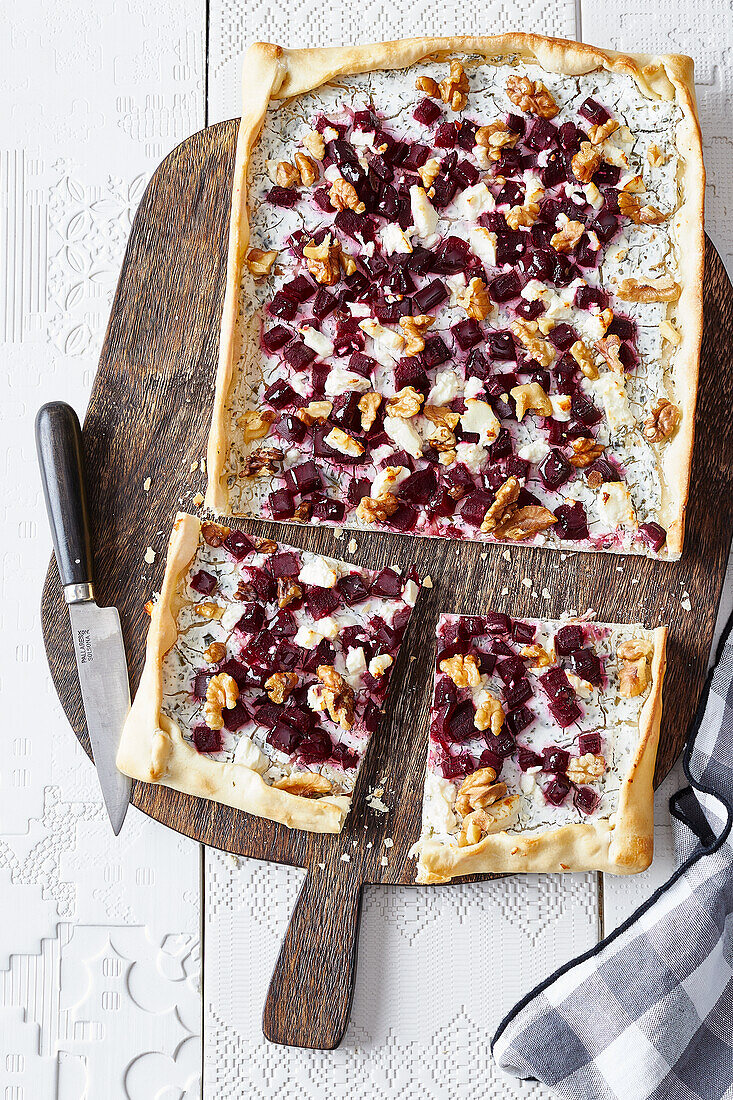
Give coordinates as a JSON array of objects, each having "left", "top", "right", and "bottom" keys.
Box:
[
  {"left": 433, "top": 236, "right": 473, "bottom": 274},
  {"left": 574, "top": 785, "right": 600, "bottom": 814},
  {"left": 311, "top": 495, "right": 346, "bottom": 522},
  {"left": 192, "top": 726, "right": 223, "bottom": 754},
  {"left": 434, "top": 121, "right": 457, "bottom": 148},
  {"left": 362, "top": 700, "right": 381, "bottom": 734},
  {"left": 478, "top": 650, "right": 497, "bottom": 676},
  {"left": 491, "top": 730, "right": 517, "bottom": 758},
  {"left": 413, "top": 279, "right": 448, "bottom": 313},
  {"left": 503, "top": 678, "right": 533, "bottom": 709},
  {"left": 281, "top": 274, "right": 316, "bottom": 303},
  {"left": 607, "top": 314, "right": 636, "bottom": 340},
  {"left": 264, "top": 379, "right": 296, "bottom": 408},
  {"left": 422, "top": 334, "right": 451, "bottom": 368},
  {"left": 222, "top": 701, "right": 249, "bottom": 732},
  {"left": 389, "top": 503, "right": 419, "bottom": 532},
  {"left": 399, "top": 467, "right": 438, "bottom": 504},
  {"left": 497, "top": 654, "right": 526, "bottom": 684},
  {"left": 262, "top": 325, "right": 292, "bottom": 353},
  {"left": 488, "top": 270, "right": 523, "bottom": 303},
  {"left": 539, "top": 449, "right": 573, "bottom": 491},
  {"left": 544, "top": 775, "right": 571, "bottom": 805},
  {"left": 514, "top": 297, "right": 545, "bottom": 321},
  {"left": 190, "top": 569, "right": 217, "bottom": 596},
  {"left": 283, "top": 339, "right": 317, "bottom": 371},
  {"left": 330, "top": 742, "right": 359, "bottom": 770},
  {"left": 548, "top": 323, "right": 578, "bottom": 352},
  {"left": 540, "top": 667, "right": 574, "bottom": 702},
  {"left": 235, "top": 603, "right": 265, "bottom": 634},
  {"left": 337, "top": 572, "right": 370, "bottom": 605},
  {"left": 278, "top": 414, "right": 308, "bottom": 444},
  {"left": 517, "top": 745, "right": 543, "bottom": 771},
  {"left": 268, "top": 488, "right": 296, "bottom": 520},
  {"left": 452, "top": 318, "right": 484, "bottom": 351},
  {"left": 393, "top": 358, "right": 428, "bottom": 394},
  {"left": 371, "top": 568, "right": 404, "bottom": 598},
  {"left": 217, "top": 658, "right": 252, "bottom": 689},
  {"left": 312, "top": 288, "right": 337, "bottom": 320},
  {"left": 554, "top": 502, "right": 589, "bottom": 541},
  {"left": 266, "top": 186, "right": 300, "bottom": 208},
  {"left": 402, "top": 142, "right": 431, "bottom": 170},
  {"left": 297, "top": 730, "right": 333, "bottom": 764},
  {"left": 224, "top": 529, "right": 254, "bottom": 560},
  {"left": 549, "top": 697, "right": 582, "bottom": 728},
  {"left": 578, "top": 731, "right": 602, "bottom": 756},
  {"left": 478, "top": 747, "right": 503, "bottom": 776},
  {"left": 305, "top": 586, "right": 340, "bottom": 620},
  {"left": 555, "top": 624, "right": 585, "bottom": 655},
  {"left": 286, "top": 463, "right": 322, "bottom": 497},
  {"left": 429, "top": 489, "right": 456, "bottom": 517},
  {"left": 302, "top": 637, "right": 336, "bottom": 673},
  {"left": 640, "top": 522, "right": 667, "bottom": 553},
  {"left": 481, "top": 611, "right": 510, "bottom": 634},
  {"left": 267, "top": 723, "right": 301, "bottom": 755},
  {"left": 193, "top": 671, "right": 213, "bottom": 699},
  {"left": 269, "top": 609, "right": 297, "bottom": 637},
  {"left": 569, "top": 648, "right": 603, "bottom": 686},
  {"left": 542, "top": 746, "right": 570, "bottom": 773},
  {"left": 434, "top": 677, "right": 458, "bottom": 712},
  {"left": 512, "top": 620, "right": 536, "bottom": 644},
  {"left": 579, "top": 97, "right": 611, "bottom": 126},
  {"left": 268, "top": 291, "right": 298, "bottom": 321},
  {"left": 413, "top": 97, "right": 442, "bottom": 126},
  {"left": 447, "top": 700, "right": 477, "bottom": 742},
  {"left": 330, "top": 391, "right": 362, "bottom": 432},
  {"left": 459, "top": 489, "right": 494, "bottom": 528}
]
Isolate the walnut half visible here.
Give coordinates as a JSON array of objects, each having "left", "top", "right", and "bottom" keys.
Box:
[
  {"left": 204, "top": 673, "right": 239, "bottom": 731},
  {"left": 617, "top": 638, "right": 653, "bottom": 698},
  {"left": 506, "top": 75, "right": 558, "bottom": 119},
  {"left": 643, "top": 399, "right": 681, "bottom": 442}
]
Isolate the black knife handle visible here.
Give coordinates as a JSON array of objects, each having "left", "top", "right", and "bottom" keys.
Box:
[{"left": 35, "top": 402, "right": 94, "bottom": 593}]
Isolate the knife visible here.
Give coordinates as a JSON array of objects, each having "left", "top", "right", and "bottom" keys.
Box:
[{"left": 36, "top": 401, "right": 131, "bottom": 834}]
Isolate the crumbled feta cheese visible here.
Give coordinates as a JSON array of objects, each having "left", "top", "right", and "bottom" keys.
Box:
[
  {"left": 463, "top": 377, "right": 484, "bottom": 400},
  {"left": 324, "top": 427, "right": 364, "bottom": 457},
  {"left": 549, "top": 394, "right": 572, "bottom": 422},
  {"left": 596, "top": 482, "right": 637, "bottom": 529},
  {"left": 371, "top": 464, "right": 408, "bottom": 498},
  {"left": 323, "top": 163, "right": 342, "bottom": 182},
  {"left": 348, "top": 302, "right": 371, "bottom": 318},
  {"left": 593, "top": 374, "right": 635, "bottom": 431},
  {"left": 460, "top": 399, "right": 500, "bottom": 445},
  {"left": 468, "top": 226, "right": 497, "bottom": 267},
  {"left": 384, "top": 415, "right": 423, "bottom": 459},
  {"left": 409, "top": 185, "right": 438, "bottom": 238},
  {"left": 298, "top": 555, "right": 338, "bottom": 588},
  {"left": 380, "top": 222, "right": 413, "bottom": 255},
  {"left": 455, "top": 182, "right": 494, "bottom": 220},
  {"left": 294, "top": 616, "right": 340, "bottom": 648},
  {"left": 518, "top": 440, "right": 550, "bottom": 463},
  {"left": 427, "top": 368, "right": 462, "bottom": 406},
  {"left": 369, "top": 654, "right": 393, "bottom": 678},
  {"left": 300, "top": 325, "right": 334, "bottom": 358},
  {"left": 423, "top": 772, "right": 458, "bottom": 835},
  {"left": 359, "top": 318, "right": 404, "bottom": 366},
  {"left": 403, "top": 579, "right": 419, "bottom": 606},
  {"left": 324, "top": 366, "right": 371, "bottom": 396},
  {"left": 454, "top": 441, "right": 488, "bottom": 473},
  {"left": 234, "top": 735, "right": 268, "bottom": 774}
]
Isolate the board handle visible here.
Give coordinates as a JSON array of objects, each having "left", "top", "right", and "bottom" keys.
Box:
[{"left": 262, "top": 869, "right": 363, "bottom": 1049}]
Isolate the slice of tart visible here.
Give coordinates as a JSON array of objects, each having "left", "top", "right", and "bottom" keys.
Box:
[
  {"left": 207, "top": 36, "right": 703, "bottom": 559},
  {"left": 116, "top": 512, "right": 419, "bottom": 833},
  {"left": 414, "top": 611, "right": 666, "bottom": 881}
]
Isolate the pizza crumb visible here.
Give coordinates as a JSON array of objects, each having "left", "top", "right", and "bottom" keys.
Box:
[
  {"left": 501, "top": 586, "right": 509, "bottom": 595},
  {"left": 542, "top": 588, "right": 551, "bottom": 599},
  {"left": 366, "top": 841, "right": 373, "bottom": 849},
  {"left": 317, "top": 862, "right": 325, "bottom": 870},
  {"left": 192, "top": 492, "right": 204, "bottom": 507},
  {"left": 532, "top": 590, "right": 538, "bottom": 598},
  {"left": 681, "top": 593, "right": 692, "bottom": 611},
  {"left": 144, "top": 546, "right": 156, "bottom": 564},
  {"left": 333, "top": 527, "right": 344, "bottom": 539},
  {"left": 347, "top": 538, "right": 358, "bottom": 553},
  {"left": 480, "top": 552, "right": 487, "bottom": 560},
  {"left": 340, "top": 853, "right": 351, "bottom": 863},
  {"left": 383, "top": 837, "right": 393, "bottom": 849},
  {"left": 522, "top": 577, "right": 532, "bottom": 588},
  {"left": 200, "top": 458, "right": 206, "bottom": 473},
  {"left": 422, "top": 576, "right": 433, "bottom": 588},
  {"left": 380, "top": 855, "right": 388, "bottom": 867},
  {"left": 189, "top": 460, "right": 198, "bottom": 472},
  {"left": 367, "top": 783, "right": 389, "bottom": 814},
  {"left": 502, "top": 549, "right": 511, "bottom": 562},
  {"left": 143, "top": 477, "right": 151, "bottom": 492}
]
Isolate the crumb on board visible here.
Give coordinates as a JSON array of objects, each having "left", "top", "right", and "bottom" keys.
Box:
[
  {"left": 192, "top": 492, "right": 204, "bottom": 507},
  {"left": 347, "top": 538, "right": 358, "bottom": 553},
  {"left": 340, "top": 853, "right": 351, "bottom": 863},
  {"left": 502, "top": 549, "right": 511, "bottom": 562},
  {"left": 422, "top": 576, "right": 433, "bottom": 588},
  {"left": 380, "top": 856, "right": 388, "bottom": 867},
  {"left": 143, "top": 477, "right": 151, "bottom": 492},
  {"left": 144, "top": 546, "right": 156, "bottom": 564},
  {"left": 542, "top": 588, "right": 551, "bottom": 599}
]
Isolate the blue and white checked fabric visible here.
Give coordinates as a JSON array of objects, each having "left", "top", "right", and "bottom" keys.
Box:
[{"left": 493, "top": 608, "right": 733, "bottom": 1100}]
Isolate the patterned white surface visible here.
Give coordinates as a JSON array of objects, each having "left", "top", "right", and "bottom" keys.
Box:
[
  {"left": 2, "top": 0, "right": 204, "bottom": 1096},
  {"left": 4, "top": 0, "right": 731, "bottom": 1095}
]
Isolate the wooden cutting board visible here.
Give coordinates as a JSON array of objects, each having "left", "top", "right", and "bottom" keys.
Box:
[{"left": 41, "top": 120, "right": 733, "bottom": 1050}]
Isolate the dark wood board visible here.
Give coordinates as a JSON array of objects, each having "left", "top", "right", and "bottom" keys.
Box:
[{"left": 41, "top": 121, "right": 733, "bottom": 1049}]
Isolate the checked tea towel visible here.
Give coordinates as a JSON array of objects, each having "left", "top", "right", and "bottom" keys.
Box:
[{"left": 492, "top": 582, "right": 733, "bottom": 1100}]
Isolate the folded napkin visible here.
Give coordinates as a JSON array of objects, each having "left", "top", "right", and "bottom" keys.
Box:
[{"left": 492, "top": 595, "right": 733, "bottom": 1100}]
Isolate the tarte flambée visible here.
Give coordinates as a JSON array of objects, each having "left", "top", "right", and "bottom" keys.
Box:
[
  {"left": 206, "top": 35, "right": 703, "bottom": 560},
  {"left": 116, "top": 512, "right": 419, "bottom": 833},
  {"left": 414, "top": 611, "right": 666, "bottom": 882}
]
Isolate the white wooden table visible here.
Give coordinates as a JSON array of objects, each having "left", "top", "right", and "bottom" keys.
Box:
[{"left": 2, "top": 2, "right": 730, "bottom": 1095}]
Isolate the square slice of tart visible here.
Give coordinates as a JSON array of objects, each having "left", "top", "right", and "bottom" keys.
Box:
[
  {"left": 116, "top": 512, "right": 419, "bottom": 833},
  {"left": 414, "top": 611, "right": 666, "bottom": 881},
  {"left": 207, "top": 35, "right": 703, "bottom": 559}
]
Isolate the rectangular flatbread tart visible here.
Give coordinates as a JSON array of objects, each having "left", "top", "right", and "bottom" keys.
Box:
[
  {"left": 206, "top": 35, "right": 703, "bottom": 559},
  {"left": 116, "top": 512, "right": 419, "bottom": 833},
  {"left": 414, "top": 611, "right": 666, "bottom": 882}
]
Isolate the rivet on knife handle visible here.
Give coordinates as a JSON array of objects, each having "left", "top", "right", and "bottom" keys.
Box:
[{"left": 35, "top": 402, "right": 95, "bottom": 603}]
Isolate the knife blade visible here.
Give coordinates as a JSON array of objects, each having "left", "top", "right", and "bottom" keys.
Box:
[{"left": 36, "top": 401, "right": 131, "bottom": 834}]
